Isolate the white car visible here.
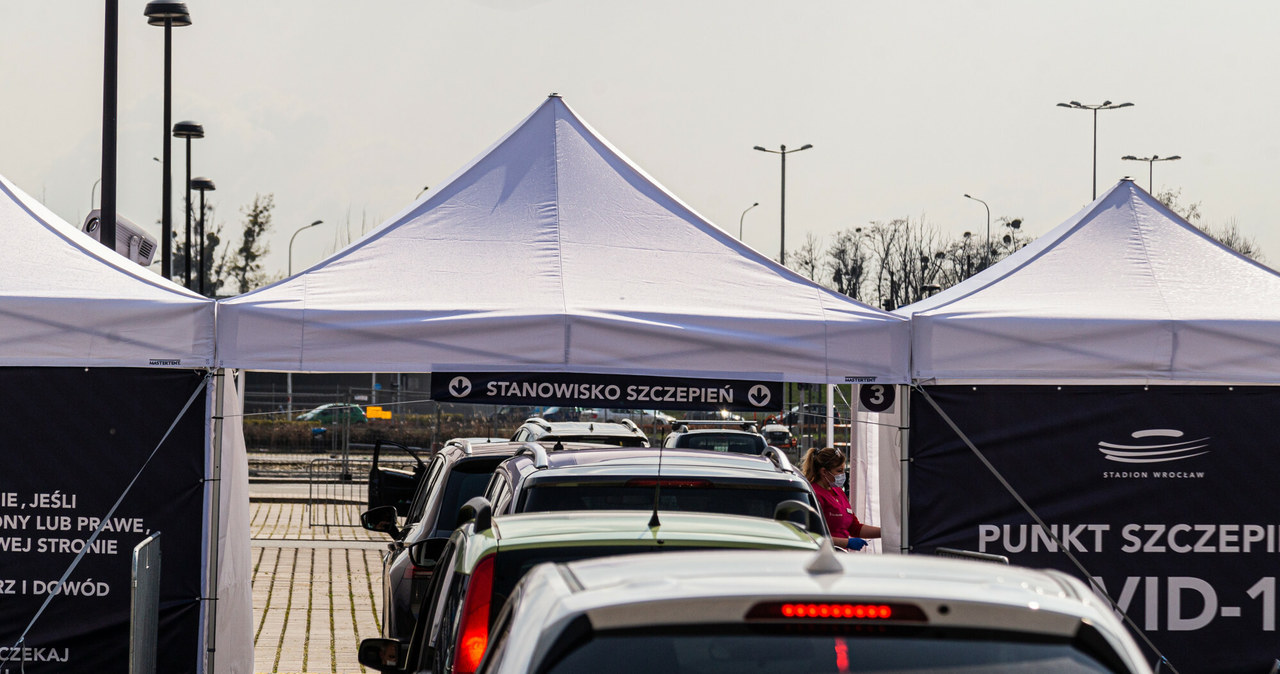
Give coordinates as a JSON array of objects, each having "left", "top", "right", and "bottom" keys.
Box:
[{"left": 477, "top": 546, "right": 1154, "bottom": 673}]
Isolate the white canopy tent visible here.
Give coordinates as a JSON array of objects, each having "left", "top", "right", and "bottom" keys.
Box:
[
  {"left": 0, "top": 174, "right": 214, "bottom": 368},
  {"left": 900, "top": 180, "right": 1280, "bottom": 385},
  {"left": 215, "top": 96, "right": 909, "bottom": 384},
  {"left": 0, "top": 173, "right": 250, "bottom": 673}
]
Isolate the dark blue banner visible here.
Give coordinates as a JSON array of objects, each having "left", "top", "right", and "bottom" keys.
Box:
[
  {"left": 0, "top": 368, "right": 206, "bottom": 673},
  {"left": 909, "top": 385, "right": 1280, "bottom": 673},
  {"left": 430, "top": 371, "right": 782, "bottom": 412}
]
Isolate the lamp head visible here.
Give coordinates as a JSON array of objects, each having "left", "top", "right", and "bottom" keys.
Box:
[
  {"left": 189, "top": 177, "right": 215, "bottom": 191},
  {"left": 798, "top": 144, "right": 813, "bottom": 151},
  {"left": 172, "top": 120, "right": 204, "bottom": 139},
  {"left": 144, "top": 1, "right": 191, "bottom": 26},
  {"left": 1121, "top": 155, "right": 1138, "bottom": 161},
  {"left": 753, "top": 146, "right": 767, "bottom": 152}
]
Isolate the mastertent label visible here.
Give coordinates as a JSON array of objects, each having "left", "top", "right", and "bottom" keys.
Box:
[{"left": 431, "top": 372, "right": 782, "bottom": 411}]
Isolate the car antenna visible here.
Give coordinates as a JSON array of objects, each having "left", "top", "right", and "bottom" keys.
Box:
[{"left": 648, "top": 436, "right": 663, "bottom": 528}]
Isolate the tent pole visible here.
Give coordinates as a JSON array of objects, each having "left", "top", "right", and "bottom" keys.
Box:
[
  {"left": 899, "top": 384, "right": 911, "bottom": 554},
  {"left": 204, "top": 368, "right": 227, "bottom": 673}
]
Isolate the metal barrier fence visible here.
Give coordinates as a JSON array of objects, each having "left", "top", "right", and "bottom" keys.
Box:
[{"left": 307, "top": 458, "right": 416, "bottom": 528}]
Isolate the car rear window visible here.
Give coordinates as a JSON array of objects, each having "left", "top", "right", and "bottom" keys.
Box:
[
  {"left": 763, "top": 431, "right": 790, "bottom": 445},
  {"left": 538, "top": 626, "right": 1120, "bottom": 674},
  {"left": 428, "top": 459, "right": 504, "bottom": 538},
  {"left": 520, "top": 484, "right": 813, "bottom": 520},
  {"left": 675, "top": 434, "right": 765, "bottom": 454}
]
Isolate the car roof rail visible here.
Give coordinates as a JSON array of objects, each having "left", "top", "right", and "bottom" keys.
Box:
[
  {"left": 443, "top": 438, "right": 474, "bottom": 456},
  {"left": 515, "top": 442, "right": 550, "bottom": 469},
  {"left": 619, "top": 418, "right": 643, "bottom": 434},
  {"left": 455, "top": 496, "right": 493, "bottom": 531},
  {"left": 762, "top": 445, "right": 794, "bottom": 473},
  {"left": 523, "top": 416, "right": 554, "bottom": 431}
]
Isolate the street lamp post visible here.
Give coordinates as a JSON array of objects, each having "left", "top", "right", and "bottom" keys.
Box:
[
  {"left": 190, "top": 177, "right": 215, "bottom": 295},
  {"left": 1121, "top": 154, "right": 1181, "bottom": 192},
  {"left": 287, "top": 218, "right": 324, "bottom": 417},
  {"left": 289, "top": 219, "right": 324, "bottom": 276},
  {"left": 963, "top": 194, "right": 991, "bottom": 267},
  {"left": 738, "top": 202, "right": 759, "bottom": 240},
  {"left": 753, "top": 144, "right": 813, "bottom": 265},
  {"left": 173, "top": 120, "right": 204, "bottom": 288},
  {"left": 144, "top": 1, "right": 191, "bottom": 281},
  {"left": 1057, "top": 100, "right": 1134, "bottom": 200}
]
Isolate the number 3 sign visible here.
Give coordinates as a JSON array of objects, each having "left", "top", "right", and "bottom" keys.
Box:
[{"left": 858, "top": 384, "right": 896, "bottom": 414}]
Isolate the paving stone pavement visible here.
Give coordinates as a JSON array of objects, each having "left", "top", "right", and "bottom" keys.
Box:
[{"left": 251, "top": 500, "right": 389, "bottom": 674}]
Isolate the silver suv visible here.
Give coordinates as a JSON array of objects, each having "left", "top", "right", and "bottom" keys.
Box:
[{"left": 477, "top": 547, "right": 1155, "bottom": 673}]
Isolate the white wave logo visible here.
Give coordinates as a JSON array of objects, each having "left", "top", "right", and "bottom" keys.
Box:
[{"left": 1097, "top": 429, "right": 1210, "bottom": 464}]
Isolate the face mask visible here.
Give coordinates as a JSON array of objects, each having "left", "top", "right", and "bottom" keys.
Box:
[{"left": 834, "top": 473, "right": 847, "bottom": 488}]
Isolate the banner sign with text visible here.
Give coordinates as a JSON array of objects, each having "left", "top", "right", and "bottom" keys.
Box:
[
  {"left": 430, "top": 372, "right": 782, "bottom": 412},
  {"left": 0, "top": 368, "right": 206, "bottom": 672},
  {"left": 909, "top": 385, "right": 1278, "bottom": 672}
]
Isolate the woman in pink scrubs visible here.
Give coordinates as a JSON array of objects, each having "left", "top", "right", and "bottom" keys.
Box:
[{"left": 802, "top": 446, "right": 881, "bottom": 550}]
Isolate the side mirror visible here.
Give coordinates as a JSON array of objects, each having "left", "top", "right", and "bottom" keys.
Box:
[
  {"left": 456, "top": 496, "right": 493, "bottom": 531},
  {"left": 360, "top": 506, "right": 401, "bottom": 540},
  {"left": 774, "top": 499, "right": 821, "bottom": 533},
  {"left": 357, "top": 638, "right": 404, "bottom": 671}
]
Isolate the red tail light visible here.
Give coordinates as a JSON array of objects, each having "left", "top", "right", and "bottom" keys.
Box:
[
  {"left": 625, "top": 478, "right": 712, "bottom": 488},
  {"left": 452, "top": 554, "right": 495, "bottom": 674},
  {"left": 746, "top": 601, "right": 926, "bottom": 622}
]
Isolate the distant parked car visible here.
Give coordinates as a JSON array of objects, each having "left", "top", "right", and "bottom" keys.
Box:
[
  {"left": 682, "top": 408, "right": 745, "bottom": 422},
  {"left": 782, "top": 403, "right": 847, "bottom": 426},
  {"left": 578, "top": 408, "right": 677, "bottom": 426},
  {"left": 510, "top": 418, "right": 650, "bottom": 447},
  {"left": 295, "top": 403, "right": 367, "bottom": 423}
]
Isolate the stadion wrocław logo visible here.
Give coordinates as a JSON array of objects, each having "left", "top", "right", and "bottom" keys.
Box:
[{"left": 1098, "top": 428, "right": 1209, "bottom": 480}]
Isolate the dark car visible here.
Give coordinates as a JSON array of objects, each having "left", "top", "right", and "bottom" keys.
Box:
[
  {"left": 480, "top": 445, "right": 827, "bottom": 535},
  {"left": 295, "top": 402, "right": 367, "bottom": 423},
  {"left": 782, "top": 403, "right": 848, "bottom": 426},
  {"left": 361, "top": 438, "right": 611, "bottom": 641}
]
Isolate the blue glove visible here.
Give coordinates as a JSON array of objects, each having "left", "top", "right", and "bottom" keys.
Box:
[{"left": 847, "top": 537, "right": 868, "bottom": 551}]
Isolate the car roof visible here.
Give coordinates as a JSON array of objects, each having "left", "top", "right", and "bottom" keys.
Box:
[
  {"left": 508, "top": 446, "right": 800, "bottom": 480},
  {"left": 522, "top": 420, "right": 638, "bottom": 434},
  {"left": 457, "top": 511, "right": 821, "bottom": 569},
  {"left": 517, "top": 550, "right": 1150, "bottom": 671},
  {"left": 440, "top": 439, "right": 611, "bottom": 460}
]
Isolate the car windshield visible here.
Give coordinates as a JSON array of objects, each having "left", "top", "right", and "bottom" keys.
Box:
[
  {"left": 675, "top": 434, "right": 765, "bottom": 454},
  {"left": 763, "top": 431, "right": 790, "bottom": 444},
  {"left": 520, "top": 484, "right": 813, "bottom": 520},
  {"left": 540, "top": 626, "right": 1120, "bottom": 674},
  {"left": 427, "top": 460, "right": 503, "bottom": 538}
]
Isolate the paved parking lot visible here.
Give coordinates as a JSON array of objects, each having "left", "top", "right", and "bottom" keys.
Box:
[{"left": 251, "top": 500, "right": 387, "bottom": 674}]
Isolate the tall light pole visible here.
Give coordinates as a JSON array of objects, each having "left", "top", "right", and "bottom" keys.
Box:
[
  {"left": 287, "top": 219, "right": 323, "bottom": 417},
  {"left": 738, "top": 202, "right": 759, "bottom": 240},
  {"left": 753, "top": 144, "right": 813, "bottom": 265},
  {"left": 1057, "top": 100, "right": 1134, "bottom": 200},
  {"left": 144, "top": 1, "right": 191, "bottom": 281},
  {"left": 963, "top": 194, "right": 990, "bottom": 267},
  {"left": 190, "top": 177, "right": 215, "bottom": 296},
  {"left": 100, "top": 0, "right": 118, "bottom": 251},
  {"left": 173, "top": 120, "right": 204, "bottom": 288},
  {"left": 289, "top": 219, "right": 324, "bottom": 277},
  {"left": 1121, "top": 154, "right": 1181, "bottom": 192}
]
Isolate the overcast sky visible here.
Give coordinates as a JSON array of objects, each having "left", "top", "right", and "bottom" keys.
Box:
[{"left": 2, "top": 1, "right": 1277, "bottom": 283}]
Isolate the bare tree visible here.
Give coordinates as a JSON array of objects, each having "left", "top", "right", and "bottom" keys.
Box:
[
  {"left": 1156, "top": 188, "right": 1262, "bottom": 261},
  {"left": 789, "top": 233, "right": 824, "bottom": 282},
  {"left": 826, "top": 227, "right": 873, "bottom": 301}
]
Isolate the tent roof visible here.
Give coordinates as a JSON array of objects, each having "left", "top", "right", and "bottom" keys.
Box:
[
  {"left": 900, "top": 180, "right": 1280, "bottom": 384},
  {"left": 216, "top": 97, "right": 908, "bottom": 383},
  {"left": 0, "top": 173, "right": 215, "bottom": 368}
]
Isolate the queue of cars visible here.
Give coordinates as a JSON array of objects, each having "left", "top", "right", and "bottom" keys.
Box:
[{"left": 358, "top": 414, "right": 1155, "bottom": 673}]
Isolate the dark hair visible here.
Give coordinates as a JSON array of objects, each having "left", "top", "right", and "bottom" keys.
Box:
[{"left": 801, "top": 447, "right": 844, "bottom": 484}]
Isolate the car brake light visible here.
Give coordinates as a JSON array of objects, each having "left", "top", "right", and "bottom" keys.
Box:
[
  {"left": 625, "top": 478, "right": 712, "bottom": 488},
  {"left": 746, "top": 601, "right": 926, "bottom": 622},
  {"left": 452, "top": 554, "right": 495, "bottom": 674}
]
